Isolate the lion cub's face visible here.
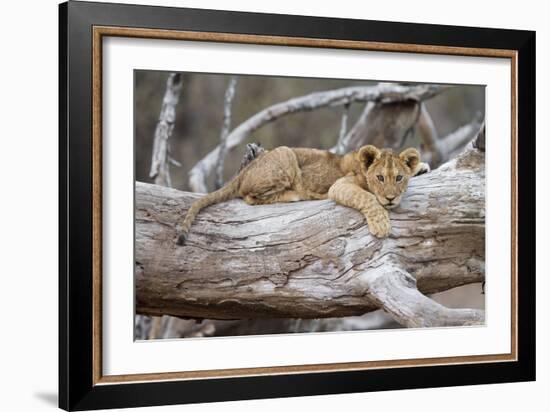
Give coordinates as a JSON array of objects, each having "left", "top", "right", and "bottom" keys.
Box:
[{"left": 357, "top": 145, "right": 420, "bottom": 209}]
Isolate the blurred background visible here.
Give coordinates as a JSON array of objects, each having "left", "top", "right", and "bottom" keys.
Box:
[{"left": 134, "top": 70, "right": 485, "bottom": 340}]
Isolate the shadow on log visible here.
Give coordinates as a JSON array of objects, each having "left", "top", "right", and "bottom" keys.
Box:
[{"left": 136, "top": 146, "right": 485, "bottom": 327}]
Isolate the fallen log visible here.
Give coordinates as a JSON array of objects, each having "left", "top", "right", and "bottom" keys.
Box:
[{"left": 136, "top": 147, "right": 485, "bottom": 327}]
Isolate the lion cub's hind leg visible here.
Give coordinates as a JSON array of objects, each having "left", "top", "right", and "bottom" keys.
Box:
[
  {"left": 239, "top": 146, "right": 327, "bottom": 205},
  {"left": 239, "top": 146, "right": 299, "bottom": 205}
]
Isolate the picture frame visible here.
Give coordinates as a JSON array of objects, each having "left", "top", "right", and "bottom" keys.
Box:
[{"left": 59, "top": 1, "right": 535, "bottom": 410}]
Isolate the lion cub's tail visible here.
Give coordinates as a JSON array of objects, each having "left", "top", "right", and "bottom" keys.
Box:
[{"left": 176, "top": 177, "right": 240, "bottom": 245}]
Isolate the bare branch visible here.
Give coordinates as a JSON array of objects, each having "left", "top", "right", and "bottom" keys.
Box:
[
  {"left": 334, "top": 103, "right": 351, "bottom": 154},
  {"left": 134, "top": 314, "right": 152, "bottom": 340},
  {"left": 238, "top": 142, "right": 265, "bottom": 172},
  {"left": 330, "top": 100, "right": 421, "bottom": 154},
  {"left": 215, "top": 76, "right": 238, "bottom": 189},
  {"left": 436, "top": 113, "right": 484, "bottom": 163},
  {"left": 137, "top": 148, "right": 484, "bottom": 325},
  {"left": 149, "top": 73, "right": 183, "bottom": 187},
  {"left": 363, "top": 265, "right": 484, "bottom": 327},
  {"left": 189, "top": 83, "right": 447, "bottom": 192},
  {"left": 416, "top": 103, "right": 444, "bottom": 165},
  {"left": 473, "top": 121, "right": 486, "bottom": 152}
]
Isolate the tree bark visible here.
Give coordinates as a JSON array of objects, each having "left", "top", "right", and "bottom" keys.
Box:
[
  {"left": 364, "top": 265, "right": 484, "bottom": 327},
  {"left": 137, "top": 72, "right": 184, "bottom": 339},
  {"left": 416, "top": 103, "right": 443, "bottom": 165},
  {"left": 333, "top": 103, "right": 351, "bottom": 154},
  {"left": 136, "top": 146, "right": 485, "bottom": 327},
  {"left": 214, "top": 76, "right": 238, "bottom": 189},
  {"left": 435, "top": 114, "right": 484, "bottom": 163},
  {"left": 331, "top": 100, "right": 421, "bottom": 154},
  {"left": 149, "top": 73, "right": 183, "bottom": 187},
  {"left": 332, "top": 96, "right": 481, "bottom": 170},
  {"left": 189, "top": 83, "right": 446, "bottom": 192}
]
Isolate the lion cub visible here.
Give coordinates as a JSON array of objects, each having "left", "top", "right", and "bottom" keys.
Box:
[{"left": 176, "top": 145, "right": 429, "bottom": 245}]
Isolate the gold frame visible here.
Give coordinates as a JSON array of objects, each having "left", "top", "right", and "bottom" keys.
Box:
[{"left": 92, "top": 26, "right": 518, "bottom": 386}]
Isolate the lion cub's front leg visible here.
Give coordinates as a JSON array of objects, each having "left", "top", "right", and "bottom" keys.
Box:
[{"left": 328, "top": 176, "right": 390, "bottom": 238}]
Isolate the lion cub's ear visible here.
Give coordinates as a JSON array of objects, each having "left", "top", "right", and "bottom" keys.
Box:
[
  {"left": 357, "top": 145, "right": 381, "bottom": 170},
  {"left": 399, "top": 148, "right": 420, "bottom": 172}
]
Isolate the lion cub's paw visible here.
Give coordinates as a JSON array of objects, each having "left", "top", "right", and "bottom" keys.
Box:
[
  {"left": 366, "top": 208, "right": 391, "bottom": 238},
  {"left": 414, "top": 162, "right": 431, "bottom": 177}
]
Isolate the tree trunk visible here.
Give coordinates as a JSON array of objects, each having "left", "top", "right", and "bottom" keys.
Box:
[{"left": 136, "top": 145, "right": 485, "bottom": 327}]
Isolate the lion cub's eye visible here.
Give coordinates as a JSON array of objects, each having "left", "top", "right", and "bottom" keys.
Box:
[
  {"left": 396, "top": 175, "right": 403, "bottom": 182},
  {"left": 377, "top": 175, "right": 384, "bottom": 182}
]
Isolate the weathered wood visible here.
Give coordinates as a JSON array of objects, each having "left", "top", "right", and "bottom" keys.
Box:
[
  {"left": 416, "top": 103, "right": 443, "bottom": 165},
  {"left": 149, "top": 73, "right": 183, "bottom": 187},
  {"left": 473, "top": 121, "right": 486, "bottom": 152},
  {"left": 331, "top": 100, "right": 420, "bottom": 154},
  {"left": 364, "top": 265, "right": 484, "bottom": 327},
  {"left": 333, "top": 103, "right": 351, "bottom": 154},
  {"left": 214, "top": 76, "right": 238, "bottom": 190},
  {"left": 333, "top": 97, "right": 481, "bottom": 170},
  {"left": 136, "top": 147, "right": 485, "bottom": 326},
  {"left": 189, "top": 83, "right": 446, "bottom": 192},
  {"left": 238, "top": 143, "right": 266, "bottom": 172},
  {"left": 434, "top": 114, "right": 484, "bottom": 164},
  {"left": 138, "top": 72, "right": 184, "bottom": 338}
]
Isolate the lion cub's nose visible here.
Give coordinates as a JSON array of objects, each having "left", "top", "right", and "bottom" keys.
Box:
[{"left": 386, "top": 195, "right": 396, "bottom": 201}]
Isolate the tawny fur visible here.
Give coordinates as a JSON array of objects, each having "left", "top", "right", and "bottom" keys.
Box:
[{"left": 176, "top": 145, "right": 429, "bottom": 244}]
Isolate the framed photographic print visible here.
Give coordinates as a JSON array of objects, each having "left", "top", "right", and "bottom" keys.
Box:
[{"left": 59, "top": 1, "right": 535, "bottom": 410}]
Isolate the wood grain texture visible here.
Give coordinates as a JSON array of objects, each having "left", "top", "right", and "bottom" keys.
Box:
[
  {"left": 136, "top": 147, "right": 485, "bottom": 326},
  {"left": 94, "top": 26, "right": 517, "bottom": 58},
  {"left": 149, "top": 73, "right": 183, "bottom": 187}
]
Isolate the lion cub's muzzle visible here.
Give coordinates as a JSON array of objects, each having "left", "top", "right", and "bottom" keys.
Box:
[{"left": 379, "top": 194, "right": 402, "bottom": 209}]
